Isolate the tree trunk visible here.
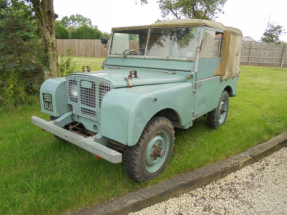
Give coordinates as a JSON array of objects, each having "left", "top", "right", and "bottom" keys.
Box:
[{"left": 31, "top": 0, "right": 58, "bottom": 79}]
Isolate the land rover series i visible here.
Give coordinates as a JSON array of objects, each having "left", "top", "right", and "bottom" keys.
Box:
[{"left": 32, "top": 19, "right": 242, "bottom": 182}]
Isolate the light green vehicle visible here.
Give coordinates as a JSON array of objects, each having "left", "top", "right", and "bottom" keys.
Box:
[{"left": 32, "top": 19, "right": 242, "bottom": 182}]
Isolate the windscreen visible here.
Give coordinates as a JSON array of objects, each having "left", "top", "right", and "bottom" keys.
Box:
[
  {"left": 146, "top": 27, "right": 199, "bottom": 59},
  {"left": 110, "top": 29, "right": 149, "bottom": 56}
]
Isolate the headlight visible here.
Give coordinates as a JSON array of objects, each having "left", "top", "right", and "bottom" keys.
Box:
[{"left": 70, "top": 84, "right": 78, "bottom": 99}]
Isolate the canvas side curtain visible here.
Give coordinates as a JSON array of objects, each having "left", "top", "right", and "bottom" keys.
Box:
[{"left": 214, "top": 31, "right": 242, "bottom": 80}]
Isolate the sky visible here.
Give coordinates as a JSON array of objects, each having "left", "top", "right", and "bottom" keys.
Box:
[{"left": 54, "top": 0, "right": 287, "bottom": 42}]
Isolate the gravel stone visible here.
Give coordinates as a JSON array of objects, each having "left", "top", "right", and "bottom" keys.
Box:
[{"left": 130, "top": 147, "right": 287, "bottom": 215}]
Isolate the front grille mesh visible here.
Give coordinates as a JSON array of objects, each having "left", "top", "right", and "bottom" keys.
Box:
[{"left": 66, "top": 75, "right": 113, "bottom": 122}]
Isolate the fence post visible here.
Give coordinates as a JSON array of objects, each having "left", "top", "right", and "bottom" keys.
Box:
[
  {"left": 281, "top": 43, "right": 286, "bottom": 68},
  {"left": 248, "top": 42, "right": 252, "bottom": 65}
]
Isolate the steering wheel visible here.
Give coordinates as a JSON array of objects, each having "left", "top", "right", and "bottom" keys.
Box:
[{"left": 122, "top": 49, "right": 139, "bottom": 57}]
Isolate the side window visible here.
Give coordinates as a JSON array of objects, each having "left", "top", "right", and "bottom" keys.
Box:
[{"left": 200, "top": 30, "right": 223, "bottom": 58}]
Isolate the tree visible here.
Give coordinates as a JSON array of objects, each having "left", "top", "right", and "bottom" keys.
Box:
[
  {"left": 28, "top": 0, "right": 59, "bottom": 79},
  {"left": 73, "top": 24, "right": 102, "bottom": 39},
  {"left": 261, "top": 19, "right": 285, "bottom": 43},
  {"left": 0, "top": 0, "right": 46, "bottom": 106},
  {"left": 55, "top": 21, "right": 71, "bottom": 39},
  {"left": 141, "top": 0, "right": 227, "bottom": 21},
  {"left": 60, "top": 14, "right": 93, "bottom": 29}
]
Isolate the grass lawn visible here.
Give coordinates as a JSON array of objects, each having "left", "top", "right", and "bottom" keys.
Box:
[
  {"left": 1, "top": 58, "right": 287, "bottom": 214},
  {"left": 73, "top": 57, "right": 106, "bottom": 72}
]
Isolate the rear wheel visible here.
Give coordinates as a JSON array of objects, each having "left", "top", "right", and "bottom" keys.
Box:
[
  {"left": 207, "top": 90, "right": 229, "bottom": 129},
  {"left": 124, "top": 116, "right": 175, "bottom": 183}
]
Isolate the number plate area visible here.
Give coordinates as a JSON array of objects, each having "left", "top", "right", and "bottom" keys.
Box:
[{"left": 43, "top": 93, "right": 53, "bottom": 111}]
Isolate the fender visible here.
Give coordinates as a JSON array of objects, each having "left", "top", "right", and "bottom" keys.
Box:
[
  {"left": 101, "top": 82, "right": 193, "bottom": 146},
  {"left": 40, "top": 78, "right": 72, "bottom": 117}
]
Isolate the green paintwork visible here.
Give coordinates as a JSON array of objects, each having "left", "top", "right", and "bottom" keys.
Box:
[
  {"left": 197, "top": 58, "right": 221, "bottom": 80},
  {"left": 40, "top": 78, "right": 72, "bottom": 117},
  {"left": 193, "top": 76, "right": 221, "bottom": 117},
  {"left": 71, "top": 68, "right": 187, "bottom": 88},
  {"left": 101, "top": 82, "right": 193, "bottom": 146},
  {"left": 193, "top": 76, "right": 239, "bottom": 119},
  {"left": 106, "top": 57, "right": 194, "bottom": 72},
  {"left": 54, "top": 111, "right": 73, "bottom": 127}
]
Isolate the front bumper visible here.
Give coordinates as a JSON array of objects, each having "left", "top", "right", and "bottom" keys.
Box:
[{"left": 31, "top": 116, "right": 122, "bottom": 163}]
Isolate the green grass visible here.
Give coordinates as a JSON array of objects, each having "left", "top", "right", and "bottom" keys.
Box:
[
  {"left": 73, "top": 57, "right": 106, "bottom": 72},
  {"left": 1, "top": 60, "right": 287, "bottom": 214}
]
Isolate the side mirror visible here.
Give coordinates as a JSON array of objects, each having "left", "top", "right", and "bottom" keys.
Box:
[{"left": 101, "top": 37, "right": 108, "bottom": 45}]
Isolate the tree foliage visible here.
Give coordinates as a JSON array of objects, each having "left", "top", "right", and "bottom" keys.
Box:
[
  {"left": 58, "top": 14, "right": 110, "bottom": 39},
  {"left": 60, "top": 14, "right": 93, "bottom": 29},
  {"left": 261, "top": 20, "right": 285, "bottom": 43},
  {"left": 0, "top": 0, "right": 46, "bottom": 107},
  {"left": 55, "top": 21, "right": 71, "bottom": 39},
  {"left": 73, "top": 25, "right": 102, "bottom": 39},
  {"left": 141, "top": 0, "right": 227, "bottom": 20}
]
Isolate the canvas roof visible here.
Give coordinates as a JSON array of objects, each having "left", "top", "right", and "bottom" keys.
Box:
[{"left": 112, "top": 19, "right": 242, "bottom": 36}]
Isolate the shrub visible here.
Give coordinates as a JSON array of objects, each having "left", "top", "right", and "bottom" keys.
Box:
[
  {"left": 0, "top": 1, "right": 46, "bottom": 108},
  {"left": 58, "top": 49, "right": 76, "bottom": 77}
]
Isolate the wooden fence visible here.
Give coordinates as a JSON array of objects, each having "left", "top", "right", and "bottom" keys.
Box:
[
  {"left": 57, "top": 39, "right": 108, "bottom": 57},
  {"left": 241, "top": 41, "right": 287, "bottom": 67},
  {"left": 57, "top": 39, "right": 287, "bottom": 67}
]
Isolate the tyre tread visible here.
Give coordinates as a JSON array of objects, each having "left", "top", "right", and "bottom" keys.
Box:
[
  {"left": 124, "top": 116, "right": 174, "bottom": 182},
  {"left": 207, "top": 90, "right": 229, "bottom": 129}
]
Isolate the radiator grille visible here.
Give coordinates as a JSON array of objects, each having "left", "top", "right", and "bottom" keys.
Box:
[{"left": 66, "top": 75, "right": 113, "bottom": 122}]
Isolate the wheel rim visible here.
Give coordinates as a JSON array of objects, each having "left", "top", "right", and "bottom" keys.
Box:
[
  {"left": 218, "top": 98, "right": 228, "bottom": 124},
  {"left": 145, "top": 130, "right": 169, "bottom": 173}
]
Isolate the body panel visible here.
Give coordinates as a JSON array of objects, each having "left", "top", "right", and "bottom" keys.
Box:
[
  {"left": 70, "top": 68, "right": 188, "bottom": 88},
  {"left": 193, "top": 76, "right": 221, "bottom": 117},
  {"left": 101, "top": 82, "right": 193, "bottom": 146},
  {"left": 40, "top": 78, "right": 72, "bottom": 117},
  {"left": 106, "top": 57, "right": 194, "bottom": 72},
  {"left": 197, "top": 58, "right": 221, "bottom": 80}
]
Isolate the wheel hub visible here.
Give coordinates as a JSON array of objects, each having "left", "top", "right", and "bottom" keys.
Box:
[
  {"left": 150, "top": 143, "right": 166, "bottom": 160},
  {"left": 145, "top": 131, "right": 169, "bottom": 173},
  {"left": 218, "top": 98, "right": 228, "bottom": 124}
]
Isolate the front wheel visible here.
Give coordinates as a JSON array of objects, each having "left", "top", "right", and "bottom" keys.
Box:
[
  {"left": 124, "top": 116, "right": 175, "bottom": 183},
  {"left": 207, "top": 90, "right": 229, "bottom": 129}
]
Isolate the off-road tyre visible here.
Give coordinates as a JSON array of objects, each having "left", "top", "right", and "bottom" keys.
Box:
[
  {"left": 50, "top": 116, "right": 66, "bottom": 142},
  {"left": 207, "top": 90, "right": 229, "bottom": 129},
  {"left": 124, "top": 116, "right": 175, "bottom": 183}
]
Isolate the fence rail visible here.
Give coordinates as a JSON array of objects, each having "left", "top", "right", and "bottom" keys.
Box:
[
  {"left": 241, "top": 41, "right": 287, "bottom": 67},
  {"left": 57, "top": 39, "right": 287, "bottom": 67}
]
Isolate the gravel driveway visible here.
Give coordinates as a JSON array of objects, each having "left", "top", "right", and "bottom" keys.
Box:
[{"left": 130, "top": 147, "right": 287, "bottom": 215}]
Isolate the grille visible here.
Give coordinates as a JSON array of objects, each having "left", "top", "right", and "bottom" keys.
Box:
[{"left": 66, "top": 75, "right": 113, "bottom": 122}]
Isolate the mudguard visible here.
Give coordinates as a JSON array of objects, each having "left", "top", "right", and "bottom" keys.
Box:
[{"left": 101, "top": 82, "right": 193, "bottom": 146}]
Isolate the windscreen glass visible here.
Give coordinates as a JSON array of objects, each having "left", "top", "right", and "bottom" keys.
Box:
[
  {"left": 146, "top": 27, "right": 199, "bottom": 59},
  {"left": 110, "top": 29, "right": 149, "bottom": 56}
]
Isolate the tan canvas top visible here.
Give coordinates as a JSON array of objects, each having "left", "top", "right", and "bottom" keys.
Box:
[
  {"left": 112, "top": 19, "right": 242, "bottom": 35},
  {"left": 225, "top": 26, "right": 242, "bottom": 36}
]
